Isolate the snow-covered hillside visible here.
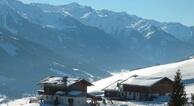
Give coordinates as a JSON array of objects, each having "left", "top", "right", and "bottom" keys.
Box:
[
  {"left": 1, "top": 58, "right": 194, "bottom": 106},
  {"left": 88, "top": 58, "right": 194, "bottom": 93}
]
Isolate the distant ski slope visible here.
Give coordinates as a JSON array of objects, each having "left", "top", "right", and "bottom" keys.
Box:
[{"left": 88, "top": 58, "right": 194, "bottom": 94}]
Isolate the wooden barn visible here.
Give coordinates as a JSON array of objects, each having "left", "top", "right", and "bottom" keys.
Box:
[
  {"left": 104, "top": 75, "right": 173, "bottom": 101},
  {"left": 38, "top": 76, "right": 93, "bottom": 106}
]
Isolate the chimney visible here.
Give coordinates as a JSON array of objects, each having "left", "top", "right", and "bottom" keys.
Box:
[{"left": 62, "top": 76, "right": 68, "bottom": 85}]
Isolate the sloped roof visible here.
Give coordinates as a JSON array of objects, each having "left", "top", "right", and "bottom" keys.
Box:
[
  {"left": 39, "top": 76, "right": 92, "bottom": 86},
  {"left": 122, "top": 76, "right": 172, "bottom": 87},
  {"left": 103, "top": 75, "right": 172, "bottom": 90}
]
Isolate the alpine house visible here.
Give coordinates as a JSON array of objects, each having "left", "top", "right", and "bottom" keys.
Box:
[
  {"left": 38, "top": 76, "right": 93, "bottom": 106},
  {"left": 104, "top": 75, "right": 173, "bottom": 101}
]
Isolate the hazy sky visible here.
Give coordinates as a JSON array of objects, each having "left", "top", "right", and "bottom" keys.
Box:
[{"left": 19, "top": 0, "right": 194, "bottom": 26}]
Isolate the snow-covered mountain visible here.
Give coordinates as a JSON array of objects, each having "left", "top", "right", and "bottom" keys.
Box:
[
  {"left": 0, "top": 0, "right": 194, "bottom": 100},
  {"left": 1, "top": 0, "right": 192, "bottom": 65},
  {"left": 32, "top": 2, "right": 194, "bottom": 64},
  {"left": 33, "top": 2, "right": 194, "bottom": 42},
  {"left": 0, "top": 0, "right": 152, "bottom": 71}
]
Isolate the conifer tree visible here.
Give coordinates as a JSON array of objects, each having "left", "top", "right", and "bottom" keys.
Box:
[
  {"left": 168, "top": 69, "right": 188, "bottom": 106},
  {"left": 191, "top": 93, "right": 194, "bottom": 106}
]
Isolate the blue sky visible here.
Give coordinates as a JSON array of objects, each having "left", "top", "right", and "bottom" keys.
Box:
[{"left": 19, "top": 0, "right": 194, "bottom": 26}]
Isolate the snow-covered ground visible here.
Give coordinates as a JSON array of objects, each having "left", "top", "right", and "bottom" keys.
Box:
[
  {"left": 1, "top": 58, "right": 194, "bottom": 106},
  {"left": 0, "top": 97, "right": 168, "bottom": 106},
  {"left": 0, "top": 97, "right": 52, "bottom": 106},
  {"left": 0, "top": 95, "right": 7, "bottom": 103}
]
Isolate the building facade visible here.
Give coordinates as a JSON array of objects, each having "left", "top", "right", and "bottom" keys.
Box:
[
  {"left": 38, "top": 76, "right": 93, "bottom": 106},
  {"left": 104, "top": 75, "right": 173, "bottom": 101}
]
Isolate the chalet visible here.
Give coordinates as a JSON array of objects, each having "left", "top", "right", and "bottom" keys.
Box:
[
  {"left": 104, "top": 75, "right": 173, "bottom": 101},
  {"left": 38, "top": 76, "right": 93, "bottom": 106}
]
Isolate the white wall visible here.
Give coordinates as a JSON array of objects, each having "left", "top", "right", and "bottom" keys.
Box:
[{"left": 41, "top": 95, "right": 87, "bottom": 106}]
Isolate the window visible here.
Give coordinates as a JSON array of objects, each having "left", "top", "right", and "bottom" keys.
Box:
[
  {"left": 120, "top": 92, "right": 125, "bottom": 97},
  {"left": 128, "top": 92, "right": 131, "bottom": 96},
  {"left": 68, "top": 98, "right": 74, "bottom": 105}
]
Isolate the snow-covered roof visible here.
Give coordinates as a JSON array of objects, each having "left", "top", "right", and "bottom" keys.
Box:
[
  {"left": 39, "top": 76, "right": 92, "bottom": 86},
  {"left": 122, "top": 76, "right": 169, "bottom": 87},
  {"left": 40, "top": 77, "right": 64, "bottom": 85},
  {"left": 103, "top": 76, "right": 171, "bottom": 90}
]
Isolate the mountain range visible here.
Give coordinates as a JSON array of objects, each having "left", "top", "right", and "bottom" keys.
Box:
[
  {"left": 0, "top": 0, "right": 194, "bottom": 98},
  {"left": 31, "top": 2, "right": 194, "bottom": 63}
]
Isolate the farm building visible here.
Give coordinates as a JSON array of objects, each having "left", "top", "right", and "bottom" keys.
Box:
[
  {"left": 104, "top": 75, "right": 173, "bottom": 101},
  {"left": 38, "top": 76, "right": 93, "bottom": 106}
]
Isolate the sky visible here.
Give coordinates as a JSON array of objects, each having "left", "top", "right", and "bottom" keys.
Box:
[{"left": 19, "top": 0, "right": 194, "bottom": 26}]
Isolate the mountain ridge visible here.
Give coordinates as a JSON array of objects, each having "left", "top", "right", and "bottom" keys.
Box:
[{"left": 32, "top": 2, "right": 194, "bottom": 42}]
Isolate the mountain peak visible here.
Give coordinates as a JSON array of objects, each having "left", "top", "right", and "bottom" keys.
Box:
[
  {"left": 66, "top": 2, "right": 82, "bottom": 8},
  {"left": 64, "top": 2, "right": 93, "bottom": 10}
]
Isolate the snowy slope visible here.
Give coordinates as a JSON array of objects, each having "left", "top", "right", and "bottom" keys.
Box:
[
  {"left": 88, "top": 58, "right": 194, "bottom": 94},
  {"left": 33, "top": 2, "right": 194, "bottom": 65},
  {"left": 33, "top": 2, "right": 194, "bottom": 43}
]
